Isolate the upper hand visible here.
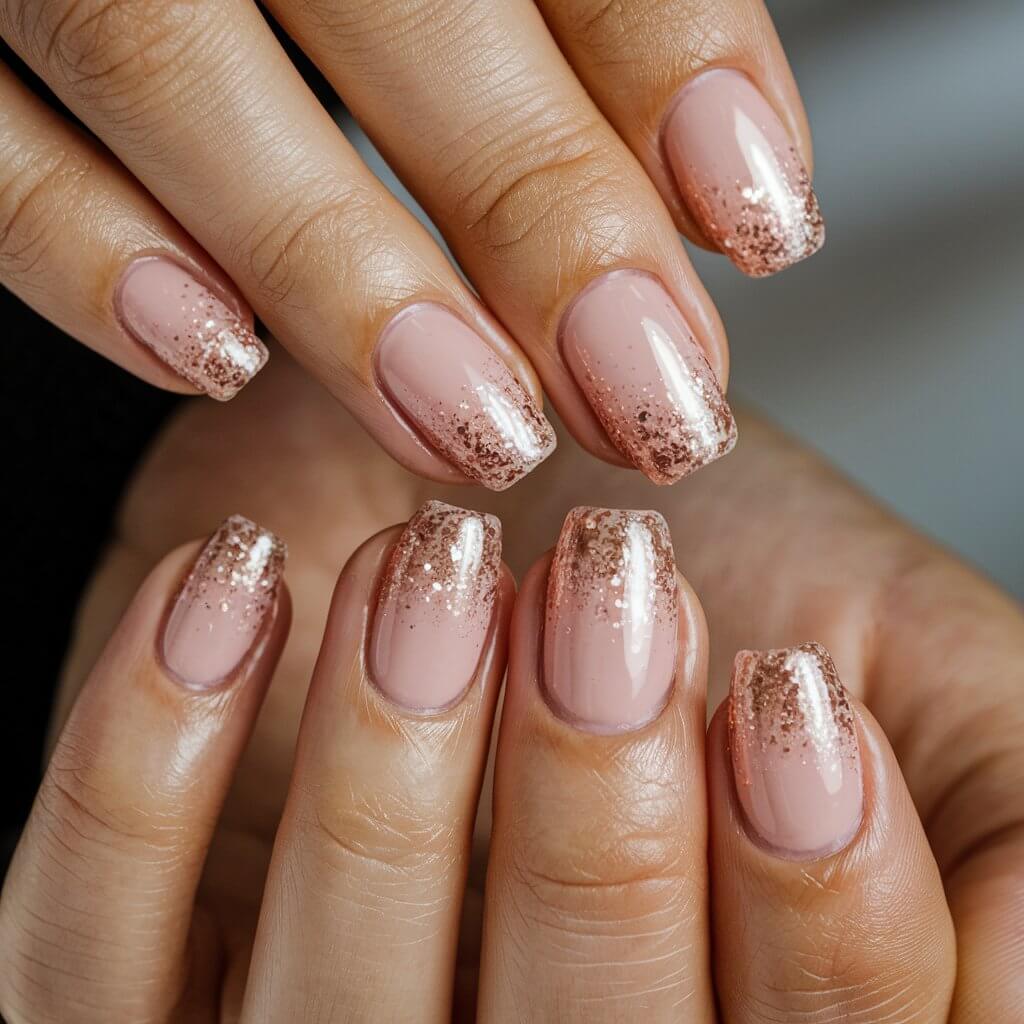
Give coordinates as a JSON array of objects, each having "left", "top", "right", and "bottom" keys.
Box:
[{"left": 0, "top": 0, "right": 821, "bottom": 487}]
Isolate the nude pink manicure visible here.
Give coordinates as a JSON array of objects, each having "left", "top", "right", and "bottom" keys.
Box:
[
  {"left": 729, "top": 642, "right": 863, "bottom": 859},
  {"left": 162, "top": 515, "right": 286, "bottom": 689},
  {"left": 561, "top": 271, "right": 736, "bottom": 484},
  {"left": 664, "top": 69, "right": 825, "bottom": 277},
  {"left": 544, "top": 507, "right": 678, "bottom": 732},
  {"left": 116, "top": 256, "right": 267, "bottom": 400},
  {"left": 370, "top": 501, "right": 502, "bottom": 711},
  {"left": 375, "top": 305, "right": 555, "bottom": 490}
]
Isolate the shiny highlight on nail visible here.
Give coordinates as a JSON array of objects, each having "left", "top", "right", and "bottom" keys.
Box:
[
  {"left": 561, "top": 272, "right": 736, "bottom": 483},
  {"left": 375, "top": 304, "right": 556, "bottom": 490},
  {"left": 729, "top": 642, "right": 863, "bottom": 858},
  {"left": 544, "top": 507, "right": 678, "bottom": 732},
  {"left": 370, "top": 500, "right": 502, "bottom": 710},
  {"left": 162, "top": 515, "right": 286, "bottom": 689},
  {"left": 665, "top": 69, "right": 825, "bottom": 277},
  {"left": 116, "top": 256, "right": 267, "bottom": 400}
]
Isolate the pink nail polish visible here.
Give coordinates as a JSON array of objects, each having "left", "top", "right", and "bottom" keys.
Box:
[
  {"left": 561, "top": 271, "right": 736, "bottom": 484},
  {"left": 544, "top": 507, "right": 678, "bottom": 732},
  {"left": 116, "top": 256, "right": 267, "bottom": 400},
  {"left": 370, "top": 501, "right": 502, "bottom": 711},
  {"left": 664, "top": 69, "right": 825, "bottom": 277},
  {"left": 729, "top": 642, "right": 863, "bottom": 859},
  {"left": 375, "top": 304, "right": 556, "bottom": 490},
  {"left": 162, "top": 515, "right": 286, "bottom": 689}
]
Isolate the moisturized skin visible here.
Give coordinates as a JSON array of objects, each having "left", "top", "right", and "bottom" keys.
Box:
[
  {"left": 369, "top": 500, "right": 502, "bottom": 710},
  {"left": 560, "top": 271, "right": 736, "bottom": 483},
  {"left": 664, "top": 69, "right": 825, "bottom": 277},
  {"left": 116, "top": 257, "right": 268, "bottom": 399},
  {"left": 729, "top": 642, "right": 863, "bottom": 858},
  {"left": 375, "top": 305, "right": 556, "bottom": 490},
  {"left": 162, "top": 514, "right": 286, "bottom": 688},
  {"left": 543, "top": 506, "right": 678, "bottom": 731}
]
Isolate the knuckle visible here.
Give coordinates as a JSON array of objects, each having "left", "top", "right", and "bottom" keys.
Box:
[
  {"left": 36, "top": 732, "right": 183, "bottom": 860},
  {"left": 455, "top": 112, "right": 623, "bottom": 256},
  {"left": 742, "top": 935, "right": 947, "bottom": 1023},
  {"left": 504, "top": 746, "right": 693, "bottom": 926},
  {"left": 11, "top": 0, "right": 210, "bottom": 112},
  {"left": 0, "top": 146, "right": 91, "bottom": 280},
  {"left": 297, "top": 778, "right": 463, "bottom": 882},
  {"left": 238, "top": 182, "right": 395, "bottom": 306}
]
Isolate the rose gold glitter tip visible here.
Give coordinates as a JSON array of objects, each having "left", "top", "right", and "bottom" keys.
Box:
[
  {"left": 162, "top": 514, "right": 286, "bottom": 689},
  {"left": 561, "top": 271, "right": 736, "bottom": 485},
  {"left": 375, "top": 304, "right": 556, "bottom": 490},
  {"left": 729, "top": 642, "right": 863, "bottom": 858},
  {"left": 116, "top": 256, "right": 267, "bottom": 400},
  {"left": 544, "top": 507, "right": 678, "bottom": 731},
  {"left": 664, "top": 68, "right": 826, "bottom": 278},
  {"left": 370, "top": 501, "right": 502, "bottom": 710}
]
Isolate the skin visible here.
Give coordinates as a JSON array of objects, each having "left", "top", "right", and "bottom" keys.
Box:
[
  {"left": 0, "top": 0, "right": 813, "bottom": 478},
  {"left": 0, "top": 355, "right": 1020, "bottom": 1021}
]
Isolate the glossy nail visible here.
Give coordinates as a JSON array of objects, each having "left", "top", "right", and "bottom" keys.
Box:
[
  {"left": 162, "top": 515, "right": 286, "bottom": 689},
  {"left": 729, "top": 642, "right": 863, "bottom": 858},
  {"left": 664, "top": 69, "right": 825, "bottom": 277},
  {"left": 116, "top": 256, "right": 267, "bottom": 399},
  {"left": 544, "top": 507, "right": 678, "bottom": 732},
  {"left": 561, "top": 271, "right": 736, "bottom": 484},
  {"left": 375, "top": 304, "right": 555, "bottom": 490},
  {"left": 370, "top": 501, "right": 502, "bottom": 710}
]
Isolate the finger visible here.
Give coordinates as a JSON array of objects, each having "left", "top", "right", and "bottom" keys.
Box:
[
  {"left": 0, "top": 515, "right": 288, "bottom": 1024},
  {"left": 240, "top": 501, "right": 511, "bottom": 1023},
  {"left": 0, "top": 61, "right": 265, "bottom": 398},
  {"left": 708, "top": 642, "right": 956, "bottom": 1023},
  {"left": 264, "top": 0, "right": 737, "bottom": 484},
  {"left": 0, "top": 1, "right": 556, "bottom": 489},
  {"left": 478, "top": 508, "right": 715, "bottom": 1021},
  {"left": 659, "top": 413, "right": 1024, "bottom": 1020},
  {"left": 538, "top": 0, "right": 824, "bottom": 276}
]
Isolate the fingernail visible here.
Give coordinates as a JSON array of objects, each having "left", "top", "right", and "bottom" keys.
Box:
[
  {"left": 375, "top": 304, "right": 556, "bottom": 490},
  {"left": 370, "top": 500, "right": 502, "bottom": 710},
  {"left": 664, "top": 69, "right": 825, "bottom": 277},
  {"left": 162, "top": 515, "right": 286, "bottom": 689},
  {"left": 116, "top": 256, "right": 268, "bottom": 400},
  {"left": 560, "top": 271, "right": 736, "bottom": 484},
  {"left": 544, "top": 507, "right": 678, "bottom": 732},
  {"left": 729, "top": 642, "right": 863, "bottom": 858}
]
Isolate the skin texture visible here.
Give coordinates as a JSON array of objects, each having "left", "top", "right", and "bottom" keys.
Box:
[
  {"left": 1, "top": 354, "right": 1019, "bottom": 1021},
  {"left": 0, "top": 0, "right": 819, "bottom": 482}
]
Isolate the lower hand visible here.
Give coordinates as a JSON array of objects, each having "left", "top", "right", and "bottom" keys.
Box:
[{"left": 2, "top": 357, "right": 1020, "bottom": 1022}]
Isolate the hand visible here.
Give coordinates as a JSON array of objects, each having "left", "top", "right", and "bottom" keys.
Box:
[
  {"left": 2, "top": 358, "right": 1021, "bottom": 1021},
  {"left": 0, "top": 0, "right": 822, "bottom": 488}
]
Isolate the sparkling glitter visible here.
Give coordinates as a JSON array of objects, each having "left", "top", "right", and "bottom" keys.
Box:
[
  {"left": 729, "top": 642, "right": 858, "bottom": 782},
  {"left": 175, "top": 514, "right": 286, "bottom": 636},
  {"left": 686, "top": 144, "right": 824, "bottom": 278},
  {"left": 378, "top": 501, "right": 500, "bottom": 629}
]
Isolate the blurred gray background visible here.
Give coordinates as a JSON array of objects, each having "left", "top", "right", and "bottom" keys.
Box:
[{"left": 346, "top": 0, "right": 1024, "bottom": 599}]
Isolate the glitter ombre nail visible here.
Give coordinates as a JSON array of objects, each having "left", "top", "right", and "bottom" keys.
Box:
[
  {"left": 116, "top": 256, "right": 267, "bottom": 400},
  {"left": 369, "top": 500, "right": 502, "bottom": 710},
  {"left": 544, "top": 507, "right": 678, "bottom": 731},
  {"left": 561, "top": 271, "right": 736, "bottom": 484},
  {"left": 664, "top": 69, "right": 825, "bottom": 277},
  {"left": 375, "top": 305, "right": 556, "bottom": 490},
  {"left": 162, "top": 515, "right": 286, "bottom": 688},
  {"left": 729, "top": 642, "right": 863, "bottom": 858}
]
